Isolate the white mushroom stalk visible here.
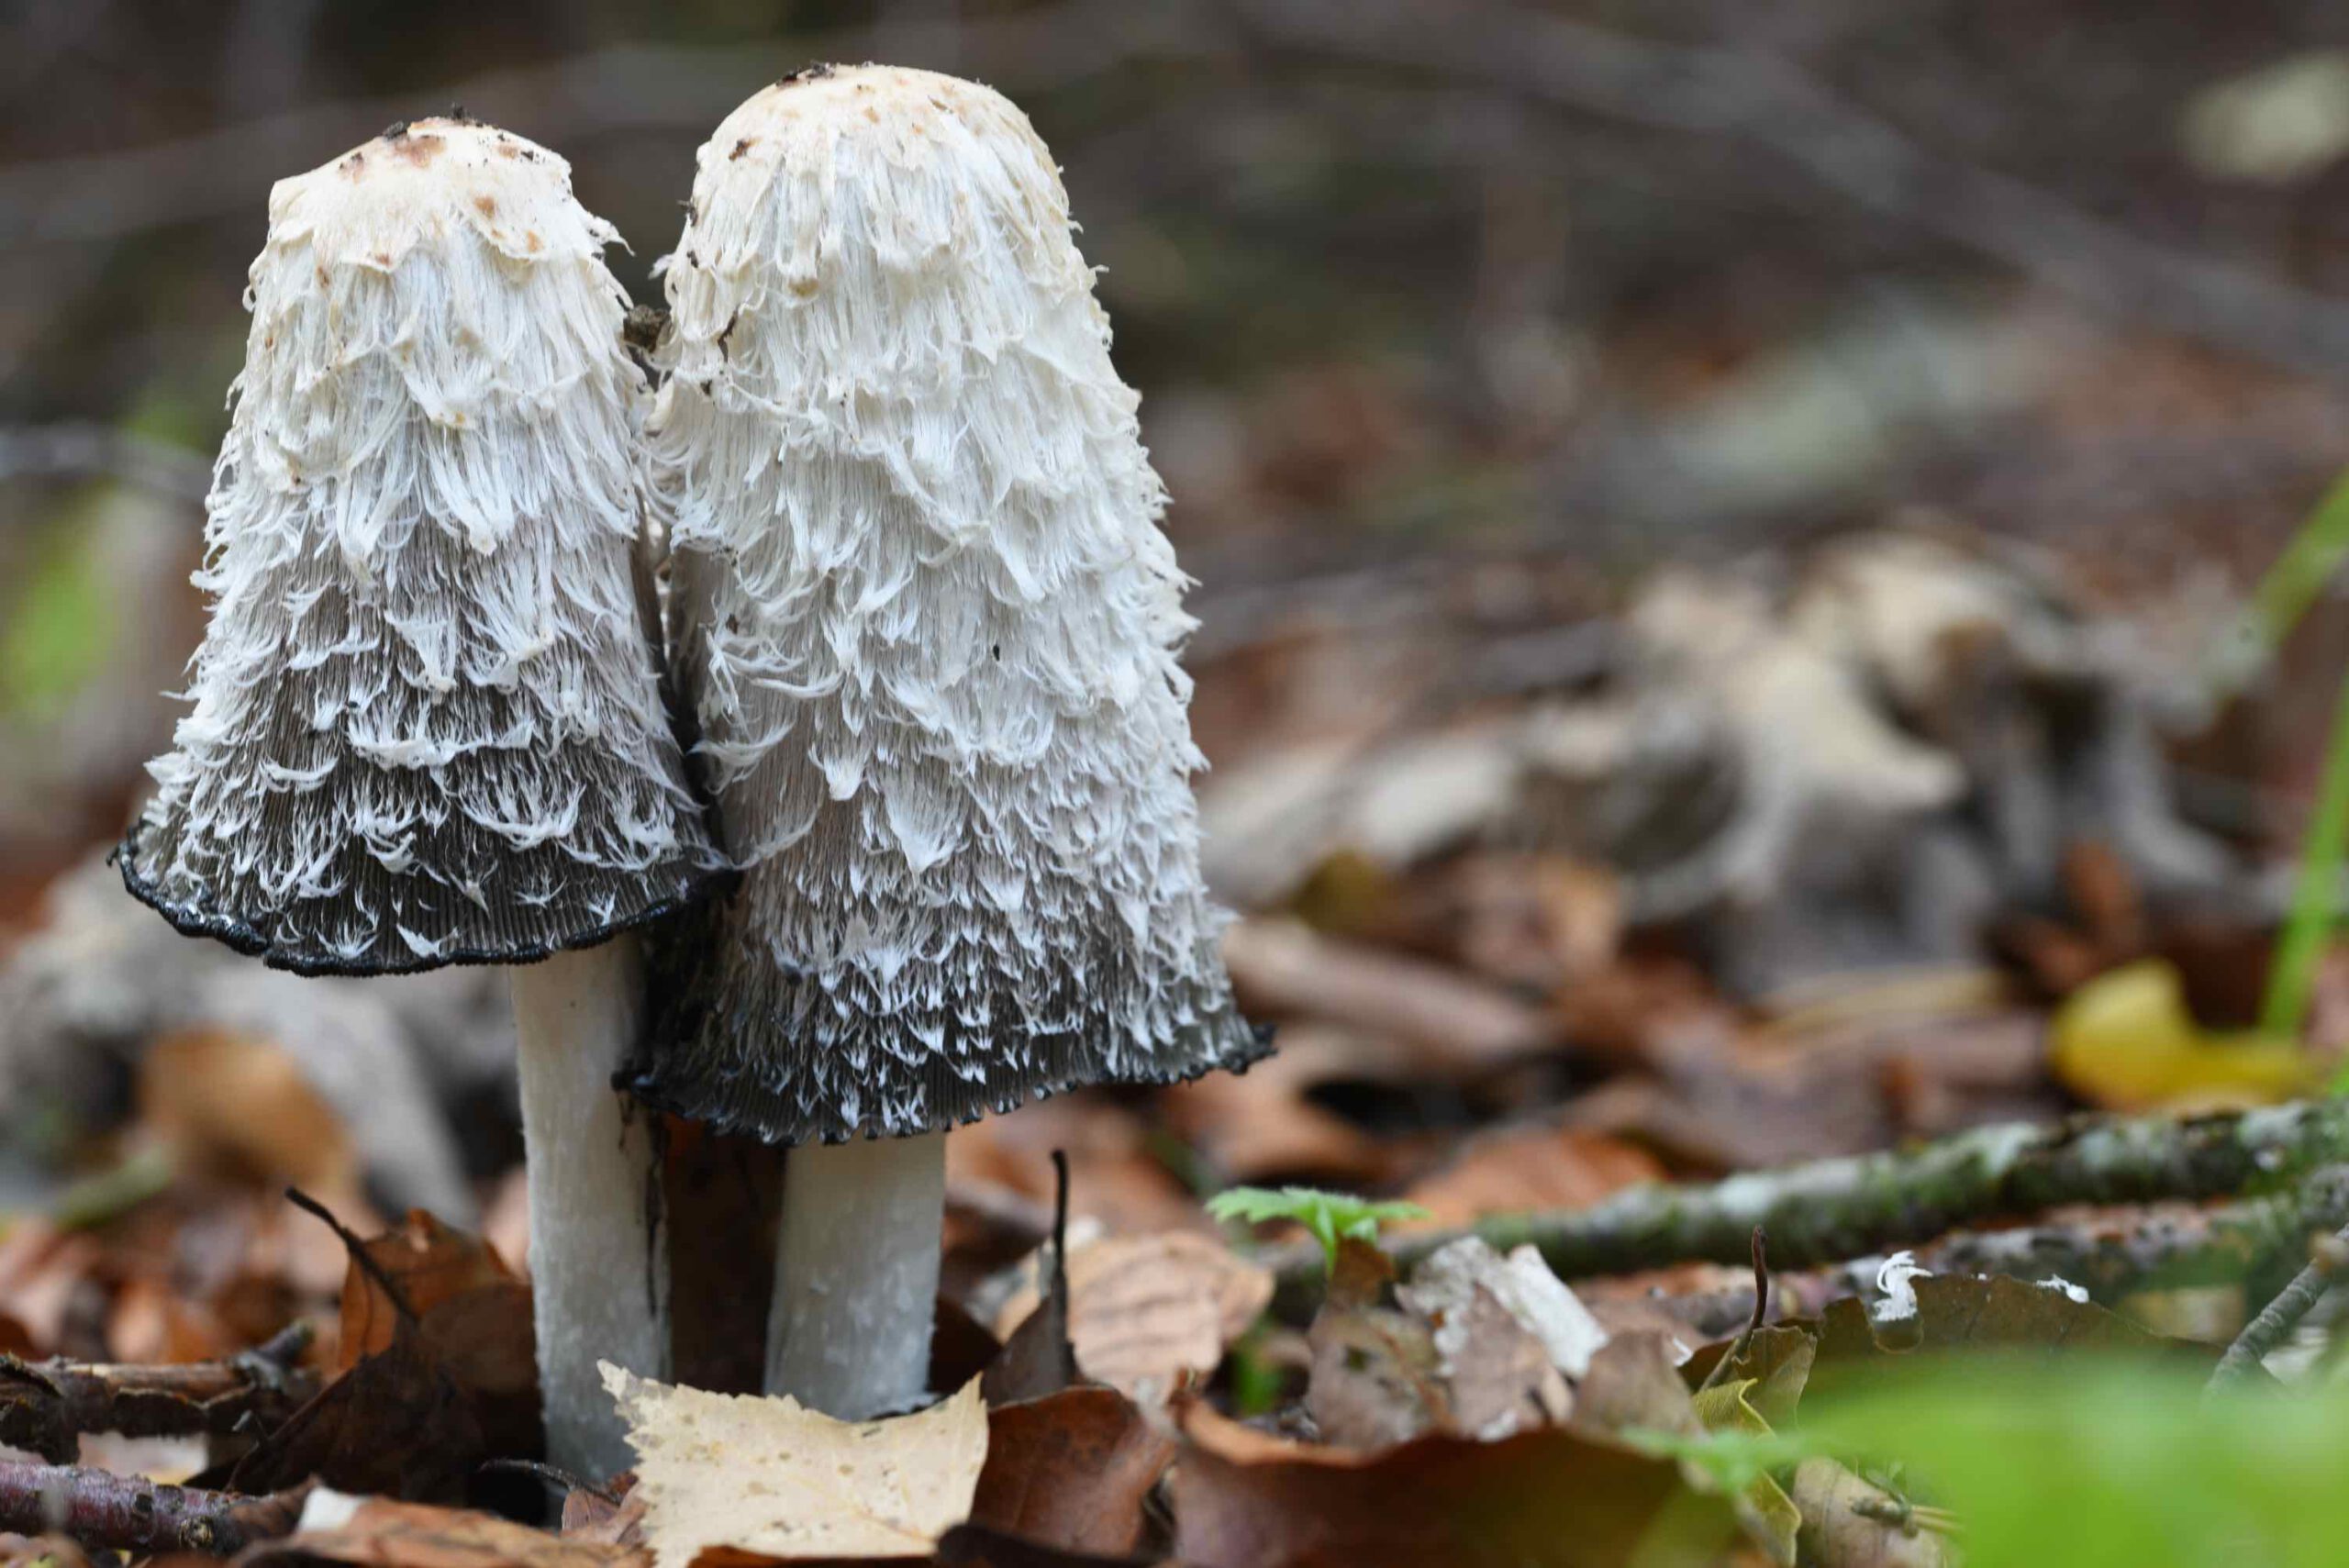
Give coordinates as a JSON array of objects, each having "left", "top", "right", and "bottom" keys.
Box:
[
  {"left": 118, "top": 118, "right": 722, "bottom": 1476},
  {"left": 638, "top": 65, "right": 1267, "bottom": 1417}
]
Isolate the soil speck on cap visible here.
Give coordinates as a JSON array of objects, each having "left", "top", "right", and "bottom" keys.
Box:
[
  {"left": 379, "top": 119, "right": 409, "bottom": 140},
  {"left": 730, "top": 138, "right": 756, "bottom": 161},
  {"left": 781, "top": 62, "right": 838, "bottom": 86}
]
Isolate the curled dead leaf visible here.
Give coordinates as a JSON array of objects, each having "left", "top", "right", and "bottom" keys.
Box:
[
  {"left": 972, "top": 1386, "right": 1175, "bottom": 1556},
  {"left": 1170, "top": 1399, "right": 1744, "bottom": 1568},
  {"left": 996, "top": 1234, "right": 1273, "bottom": 1402},
  {"left": 603, "top": 1365, "right": 987, "bottom": 1567}
]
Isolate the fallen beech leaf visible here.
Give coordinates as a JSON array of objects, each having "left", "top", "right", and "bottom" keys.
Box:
[
  {"left": 106, "top": 1273, "right": 234, "bottom": 1364},
  {"left": 339, "top": 1211, "right": 525, "bottom": 1370},
  {"left": 1789, "top": 1459, "right": 1948, "bottom": 1568},
  {"left": 246, "top": 1495, "right": 647, "bottom": 1568},
  {"left": 1156, "top": 1027, "right": 1397, "bottom": 1186},
  {"left": 1170, "top": 1400, "right": 1744, "bottom": 1568},
  {"left": 331, "top": 1209, "right": 538, "bottom": 1461},
  {"left": 1222, "top": 919, "right": 1557, "bottom": 1071},
  {"left": 1304, "top": 1240, "right": 1442, "bottom": 1449},
  {"left": 562, "top": 1484, "right": 647, "bottom": 1548},
  {"left": 946, "top": 1099, "right": 1200, "bottom": 1237},
  {"left": 933, "top": 1520, "right": 1171, "bottom": 1566},
  {"left": 1808, "top": 1272, "right": 2200, "bottom": 1411},
  {"left": 1398, "top": 1240, "right": 1602, "bottom": 1440},
  {"left": 1398, "top": 1238, "right": 1608, "bottom": 1383},
  {"left": 1401, "top": 1127, "right": 1664, "bottom": 1228},
  {"left": 0, "top": 1222, "right": 102, "bottom": 1354},
  {"left": 603, "top": 1365, "right": 986, "bottom": 1566},
  {"left": 1425, "top": 1284, "right": 1570, "bottom": 1440},
  {"left": 139, "top": 1029, "right": 356, "bottom": 1196},
  {"left": 1688, "top": 1380, "right": 1798, "bottom": 1567},
  {"left": 1685, "top": 1325, "right": 1814, "bottom": 1430},
  {"left": 229, "top": 1329, "right": 489, "bottom": 1502},
  {"left": 1570, "top": 1332, "right": 1704, "bottom": 1441},
  {"left": 996, "top": 1234, "right": 1273, "bottom": 1401},
  {"left": 972, "top": 1386, "right": 1174, "bottom": 1555}
]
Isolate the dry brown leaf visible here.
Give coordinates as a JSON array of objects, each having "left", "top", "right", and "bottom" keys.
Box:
[
  {"left": 946, "top": 1099, "right": 1199, "bottom": 1237},
  {"left": 1155, "top": 1026, "right": 1402, "bottom": 1186},
  {"left": 1431, "top": 1284, "right": 1572, "bottom": 1440},
  {"left": 1789, "top": 1460, "right": 1949, "bottom": 1568},
  {"left": 106, "top": 1273, "right": 234, "bottom": 1363},
  {"left": 1223, "top": 918, "right": 1557, "bottom": 1072},
  {"left": 338, "top": 1211, "right": 524, "bottom": 1370},
  {"left": 138, "top": 1029, "right": 355, "bottom": 1195},
  {"left": 971, "top": 1386, "right": 1174, "bottom": 1555},
  {"left": 1444, "top": 854, "right": 1622, "bottom": 990},
  {"left": 603, "top": 1365, "right": 987, "bottom": 1567},
  {"left": 0, "top": 1223, "right": 101, "bottom": 1357},
  {"left": 1170, "top": 1399, "right": 1744, "bottom": 1568},
  {"left": 248, "top": 1496, "right": 647, "bottom": 1568},
  {"left": 994, "top": 1234, "right": 1272, "bottom": 1401},
  {"left": 1304, "top": 1240, "right": 1442, "bottom": 1450},
  {"left": 562, "top": 1485, "right": 648, "bottom": 1549},
  {"left": 229, "top": 1329, "right": 489, "bottom": 1502},
  {"left": 1401, "top": 1127, "right": 1664, "bottom": 1228}
]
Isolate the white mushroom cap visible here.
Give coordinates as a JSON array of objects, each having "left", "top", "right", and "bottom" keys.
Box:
[
  {"left": 636, "top": 66, "right": 1264, "bottom": 1142},
  {"left": 122, "top": 118, "right": 722, "bottom": 974}
]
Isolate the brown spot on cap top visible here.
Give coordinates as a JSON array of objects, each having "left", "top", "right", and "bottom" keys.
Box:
[
  {"left": 525, "top": 230, "right": 542, "bottom": 252},
  {"left": 473, "top": 195, "right": 496, "bottom": 217},
  {"left": 388, "top": 132, "right": 444, "bottom": 167},
  {"left": 729, "top": 138, "right": 757, "bottom": 161}
]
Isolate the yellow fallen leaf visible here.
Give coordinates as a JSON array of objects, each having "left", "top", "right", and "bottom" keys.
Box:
[
  {"left": 2049, "top": 960, "right": 2313, "bottom": 1111},
  {"left": 600, "top": 1364, "right": 985, "bottom": 1567}
]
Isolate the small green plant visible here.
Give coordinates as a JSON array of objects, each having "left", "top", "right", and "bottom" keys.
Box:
[
  {"left": 2205, "top": 462, "right": 2349, "bottom": 1073},
  {"left": 1206, "top": 1184, "right": 1429, "bottom": 1273}
]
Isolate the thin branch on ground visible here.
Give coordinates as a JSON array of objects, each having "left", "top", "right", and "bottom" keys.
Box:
[
  {"left": 1270, "top": 1101, "right": 2349, "bottom": 1319},
  {"left": 2209, "top": 1221, "right": 2349, "bottom": 1392},
  {"left": 0, "top": 1322, "right": 317, "bottom": 1463},
  {"left": 1602, "top": 1177, "right": 2349, "bottom": 1340},
  {"left": 0, "top": 1461, "right": 306, "bottom": 1555}
]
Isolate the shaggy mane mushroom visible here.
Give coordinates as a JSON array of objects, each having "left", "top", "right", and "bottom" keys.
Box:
[
  {"left": 118, "top": 117, "right": 723, "bottom": 1476},
  {"left": 637, "top": 65, "right": 1268, "bottom": 1418}
]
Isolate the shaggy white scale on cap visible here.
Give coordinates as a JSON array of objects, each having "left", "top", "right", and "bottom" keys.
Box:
[
  {"left": 121, "top": 119, "right": 721, "bottom": 973},
  {"left": 637, "top": 65, "right": 1266, "bottom": 1143}
]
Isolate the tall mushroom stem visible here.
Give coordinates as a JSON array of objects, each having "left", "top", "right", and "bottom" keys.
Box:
[
  {"left": 509, "top": 936, "right": 669, "bottom": 1478},
  {"left": 766, "top": 1132, "right": 945, "bottom": 1417}
]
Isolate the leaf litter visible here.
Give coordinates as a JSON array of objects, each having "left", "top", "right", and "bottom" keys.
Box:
[{"left": 11, "top": 522, "right": 2349, "bottom": 1566}]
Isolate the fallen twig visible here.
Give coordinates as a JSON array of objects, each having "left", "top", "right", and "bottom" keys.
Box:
[
  {"left": 1271, "top": 1101, "right": 2349, "bottom": 1319},
  {"left": 1694, "top": 1227, "right": 1768, "bottom": 1396},
  {"left": 0, "top": 1461, "right": 305, "bottom": 1555},
  {"left": 0, "top": 1322, "right": 317, "bottom": 1464},
  {"left": 1602, "top": 1173, "right": 2349, "bottom": 1340},
  {"left": 2209, "top": 1219, "right": 2349, "bottom": 1392}
]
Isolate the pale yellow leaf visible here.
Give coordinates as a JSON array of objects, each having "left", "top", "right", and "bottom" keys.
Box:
[{"left": 600, "top": 1364, "right": 986, "bottom": 1566}]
